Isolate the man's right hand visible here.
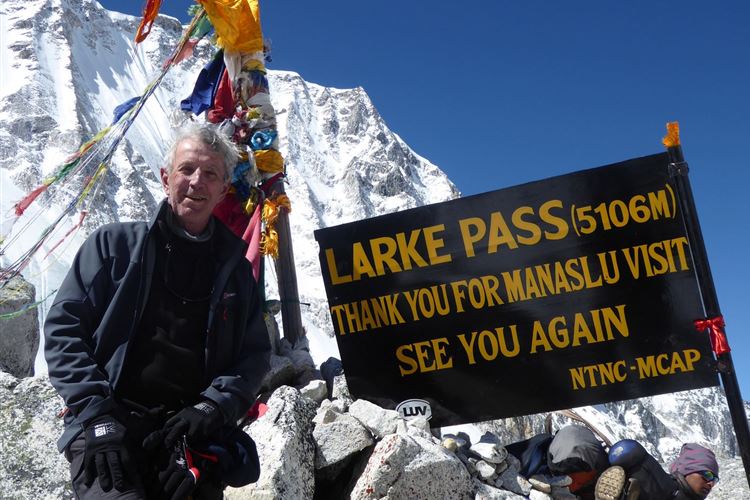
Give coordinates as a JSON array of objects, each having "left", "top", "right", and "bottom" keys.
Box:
[{"left": 82, "top": 415, "right": 132, "bottom": 491}]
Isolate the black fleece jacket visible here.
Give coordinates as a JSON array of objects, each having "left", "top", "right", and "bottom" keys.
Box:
[{"left": 44, "top": 201, "right": 271, "bottom": 452}]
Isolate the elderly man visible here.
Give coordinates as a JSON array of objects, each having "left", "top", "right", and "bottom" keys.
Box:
[{"left": 44, "top": 123, "right": 271, "bottom": 499}]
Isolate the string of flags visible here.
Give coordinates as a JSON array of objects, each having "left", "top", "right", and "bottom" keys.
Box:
[
  {"left": 2, "top": 0, "right": 289, "bottom": 319},
  {"left": 0, "top": 8, "right": 209, "bottom": 284}
]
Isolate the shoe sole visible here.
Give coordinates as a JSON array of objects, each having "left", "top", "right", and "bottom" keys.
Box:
[{"left": 595, "top": 466, "right": 626, "bottom": 500}]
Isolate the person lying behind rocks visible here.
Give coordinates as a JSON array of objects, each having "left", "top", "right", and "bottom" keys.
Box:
[{"left": 594, "top": 440, "right": 719, "bottom": 500}]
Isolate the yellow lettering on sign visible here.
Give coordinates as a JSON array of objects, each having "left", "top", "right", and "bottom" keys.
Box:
[
  {"left": 323, "top": 225, "right": 453, "bottom": 285},
  {"left": 635, "top": 349, "right": 700, "bottom": 379},
  {"left": 529, "top": 305, "right": 629, "bottom": 353},
  {"left": 396, "top": 338, "right": 453, "bottom": 376}
]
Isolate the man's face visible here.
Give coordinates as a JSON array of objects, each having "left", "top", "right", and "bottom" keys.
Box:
[
  {"left": 685, "top": 471, "right": 716, "bottom": 498},
  {"left": 161, "top": 137, "right": 228, "bottom": 235}
]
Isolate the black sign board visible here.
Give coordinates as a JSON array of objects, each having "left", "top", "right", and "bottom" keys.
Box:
[{"left": 314, "top": 153, "right": 719, "bottom": 427}]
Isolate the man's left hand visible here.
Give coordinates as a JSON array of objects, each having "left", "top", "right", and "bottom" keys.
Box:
[{"left": 144, "top": 400, "right": 225, "bottom": 450}]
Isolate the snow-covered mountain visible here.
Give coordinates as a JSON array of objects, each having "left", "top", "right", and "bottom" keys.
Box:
[
  {"left": 0, "top": 0, "right": 459, "bottom": 365},
  {"left": 1, "top": 1, "right": 748, "bottom": 497}
]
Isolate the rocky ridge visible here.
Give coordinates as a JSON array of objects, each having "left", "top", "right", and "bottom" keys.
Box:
[{"left": 1, "top": 360, "right": 748, "bottom": 499}]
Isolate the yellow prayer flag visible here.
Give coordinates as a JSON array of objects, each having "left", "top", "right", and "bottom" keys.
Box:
[
  {"left": 254, "top": 149, "right": 284, "bottom": 173},
  {"left": 198, "top": 0, "right": 264, "bottom": 53}
]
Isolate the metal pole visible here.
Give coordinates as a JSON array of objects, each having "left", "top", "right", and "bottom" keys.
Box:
[
  {"left": 268, "top": 178, "right": 304, "bottom": 345},
  {"left": 665, "top": 128, "right": 750, "bottom": 486}
]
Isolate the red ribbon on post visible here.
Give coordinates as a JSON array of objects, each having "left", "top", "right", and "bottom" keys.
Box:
[{"left": 694, "top": 316, "right": 731, "bottom": 355}]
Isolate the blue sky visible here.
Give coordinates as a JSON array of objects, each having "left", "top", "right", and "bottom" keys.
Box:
[{"left": 102, "top": 1, "right": 750, "bottom": 399}]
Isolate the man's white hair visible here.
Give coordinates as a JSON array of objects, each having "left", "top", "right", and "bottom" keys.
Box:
[{"left": 164, "top": 123, "right": 239, "bottom": 181}]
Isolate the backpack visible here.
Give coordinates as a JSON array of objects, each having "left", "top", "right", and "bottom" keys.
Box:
[
  {"left": 547, "top": 425, "right": 609, "bottom": 494},
  {"left": 548, "top": 425, "right": 609, "bottom": 475}
]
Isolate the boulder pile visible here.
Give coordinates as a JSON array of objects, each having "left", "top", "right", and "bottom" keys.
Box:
[{"left": 228, "top": 373, "right": 588, "bottom": 500}]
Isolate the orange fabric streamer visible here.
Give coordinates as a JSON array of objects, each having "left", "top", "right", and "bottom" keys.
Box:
[
  {"left": 662, "top": 121, "right": 681, "bottom": 148},
  {"left": 259, "top": 195, "right": 291, "bottom": 258},
  {"left": 134, "top": 0, "right": 164, "bottom": 44}
]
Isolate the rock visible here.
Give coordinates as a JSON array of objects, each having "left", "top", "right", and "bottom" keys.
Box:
[
  {"left": 314, "top": 413, "right": 373, "bottom": 471},
  {"left": 299, "top": 379, "right": 327, "bottom": 403},
  {"left": 0, "top": 276, "right": 38, "bottom": 377},
  {"left": 473, "top": 478, "right": 526, "bottom": 499},
  {"left": 400, "top": 415, "right": 432, "bottom": 437},
  {"left": 529, "top": 474, "right": 572, "bottom": 491},
  {"left": 470, "top": 441, "right": 509, "bottom": 464},
  {"left": 348, "top": 399, "right": 400, "bottom": 439},
  {"left": 475, "top": 459, "right": 497, "bottom": 480},
  {"left": 443, "top": 432, "right": 472, "bottom": 454},
  {"left": 495, "top": 459, "right": 509, "bottom": 474},
  {"left": 260, "top": 354, "right": 296, "bottom": 391},
  {"left": 0, "top": 373, "right": 70, "bottom": 497},
  {"left": 443, "top": 437, "right": 458, "bottom": 452},
  {"left": 351, "top": 433, "right": 473, "bottom": 500},
  {"left": 529, "top": 476, "right": 552, "bottom": 493},
  {"left": 313, "top": 404, "right": 340, "bottom": 425},
  {"left": 329, "top": 398, "right": 348, "bottom": 413},
  {"left": 529, "top": 489, "right": 554, "bottom": 499},
  {"left": 498, "top": 462, "right": 532, "bottom": 496},
  {"left": 505, "top": 451, "right": 522, "bottom": 469},
  {"left": 331, "top": 373, "right": 352, "bottom": 407},
  {"left": 226, "top": 386, "right": 317, "bottom": 499},
  {"left": 278, "top": 337, "right": 316, "bottom": 375}
]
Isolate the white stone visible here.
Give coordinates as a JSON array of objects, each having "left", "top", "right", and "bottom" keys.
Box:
[
  {"left": 348, "top": 398, "right": 399, "bottom": 439},
  {"left": 529, "top": 476, "right": 552, "bottom": 493},
  {"left": 299, "top": 379, "right": 327, "bottom": 403},
  {"left": 312, "top": 405, "right": 340, "bottom": 425},
  {"left": 529, "top": 473, "right": 572, "bottom": 489},
  {"left": 331, "top": 374, "right": 352, "bottom": 409},
  {"left": 473, "top": 478, "right": 526, "bottom": 499},
  {"left": 529, "top": 489, "right": 554, "bottom": 499},
  {"left": 470, "top": 441, "right": 509, "bottom": 464},
  {"left": 350, "top": 433, "right": 472, "bottom": 499},
  {"left": 313, "top": 413, "right": 373, "bottom": 469},
  {"left": 475, "top": 459, "right": 497, "bottom": 480},
  {"left": 226, "top": 386, "right": 317, "bottom": 499}
]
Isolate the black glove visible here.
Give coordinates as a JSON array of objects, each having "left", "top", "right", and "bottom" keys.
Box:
[
  {"left": 158, "top": 438, "right": 202, "bottom": 500},
  {"left": 144, "top": 400, "right": 225, "bottom": 450},
  {"left": 82, "top": 415, "right": 132, "bottom": 492}
]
